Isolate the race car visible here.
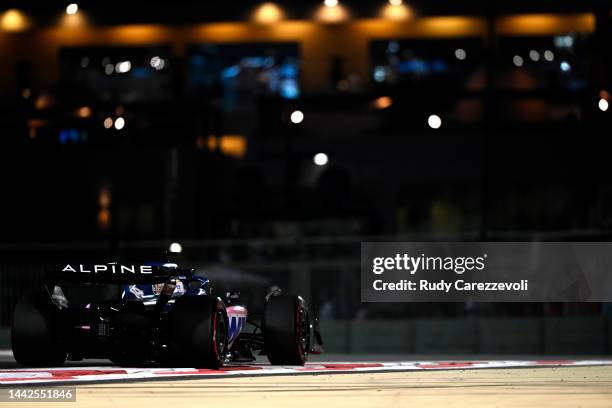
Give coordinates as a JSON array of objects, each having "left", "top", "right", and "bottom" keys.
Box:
[{"left": 11, "top": 262, "right": 323, "bottom": 367}]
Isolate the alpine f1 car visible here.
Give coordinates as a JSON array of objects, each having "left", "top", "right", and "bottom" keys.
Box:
[{"left": 11, "top": 262, "right": 323, "bottom": 367}]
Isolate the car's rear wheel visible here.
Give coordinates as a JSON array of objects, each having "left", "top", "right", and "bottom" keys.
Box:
[
  {"left": 264, "top": 295, "right": 311, "bottom": 365},
  {"left": 11, "top": 290, "right": 66, "bottom": 366},
  {"left": 168, "top": 296, "right": 228, "bottom": 368}
]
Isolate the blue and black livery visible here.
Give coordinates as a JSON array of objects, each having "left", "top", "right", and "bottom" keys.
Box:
[{"left": 11, "top": 262, "right": 323, "bottom": 368}]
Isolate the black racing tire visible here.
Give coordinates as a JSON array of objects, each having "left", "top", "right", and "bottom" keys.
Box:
[
  {"left": 168, "top": 296, "right": 228, "bottom": 368},
  {"left": 264, "top": 295, "right": 311, "bottom": 365},
  {"left": 11, "top": 290, "right": 66, "bottom": 367}
]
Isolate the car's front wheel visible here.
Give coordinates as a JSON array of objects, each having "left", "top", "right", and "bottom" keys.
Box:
[{"left": 264, "top": 295, "right": 311, "bottom": 365}]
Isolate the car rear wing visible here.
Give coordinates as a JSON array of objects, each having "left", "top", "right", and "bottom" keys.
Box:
[{"left": 45, "top": 263, "right": 195, "bottom": 284}]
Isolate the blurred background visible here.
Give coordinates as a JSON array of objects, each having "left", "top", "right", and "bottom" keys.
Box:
[{"left": 0, "top": 0, "right": 611, "bottom": 355}]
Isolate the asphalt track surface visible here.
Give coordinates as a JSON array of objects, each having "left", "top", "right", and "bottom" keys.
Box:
[{"left": 1, "top": 352, "right": 611, "bottom": 408}]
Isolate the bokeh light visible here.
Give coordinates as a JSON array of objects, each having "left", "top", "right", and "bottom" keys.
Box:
[
  {"left": 290, "top": 110, "right": 304, "bottom": 124},
  {"left": 313, "top": 152, "right": 329, "bottom": 166},
  {"left": 66, "top": 3, "right": 79, "bottom": 15},
  {"left": 381, "top": 4, "right": 413, "bottom": 21},
  {"left": 455, "top": 48, "right": 467, "bottom": 60},
  {"left": 169, "top": 242, "right": 183, "bottom": 253},
  {"left": 427, "top": 114, "right": 442, "bottom": 129},
  {"left": 253, "top": 3, "right": 284, "bottom": 24},
  {"left": 0, "top": 9, "right": 31, "bottom": 32},
  {"left": 114, "top": 117, "right": 126, "bottom": 130},
  {"left": 316, "top": 1, "right": 349, "bottom": 23},
  {"left": 512, "top": 55, "right": 524, "bottom": 67},
  {"left": 373, "top": 96, "right": 393, "bottom": 110}
]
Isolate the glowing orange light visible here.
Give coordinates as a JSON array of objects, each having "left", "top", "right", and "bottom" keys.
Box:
[
  {"left": 207, "top": 136, "right": 219, "bottom": 151},
  {"left": 97, "top": 185, "right": 112, "bottom": 230},
  {"left": 600, "top": 90, "right": 610, "bottom": 100},
  {"left": 60, "top": 11, "right": 87, "bottom": 28},
  {"left": 372, "top": 96, "right": 393, "bottom": 110},
  {"left": 107, "top": 25, "right": 169, "bottom": 42},
  {"left": 381, "top": 4, "right": 413, "bottom": 21},
  {"left": 0, "top": 9, "right": 31, "bottom": 32},
  {"left": 98, "top": 188, "right": 111, "bottom": 208},
  {"left": 207, "top": 135, "right": 247, "bottom": 158},
  {"left": 97, "top": 209, "right": 111, "bottom": 231},
  {"left": 76, "top": 106, "right": 92, "bottom": 118},
  {"left": 219, "top": 135, "right": 247, "bottom": 158},
  {"left": 253, "top": 3, "right": 284, "bottom": 24},
  {"left": 35, "top": 94, "right": 55, "bottom": 110},
  {"left": 496, "top": 13, "right": 594, "bottom": 35},
  {"left": 315, "top": 3, "right": 349, "bottom": 23}
]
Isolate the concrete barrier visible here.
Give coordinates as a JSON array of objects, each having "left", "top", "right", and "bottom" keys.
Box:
[
  {"left": 317, "top": 317, "right": 610, "bottom": 355},
  {"left": 478, "top": 318, "right": 541, "bottom": 354},
  {"left": 544, "top": 317, "right": 607, "bottom": 354},
  {"left": 349, "top": 321, "right": 412, "bottom": 353},
  {"left": 414, "top": 318, "right": 477, "bottom": 354},
  {"left": 319, "top": 320, "right": 350, "bottom": 353}
]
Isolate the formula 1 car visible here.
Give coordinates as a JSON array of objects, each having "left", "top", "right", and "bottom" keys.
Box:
[{"left": 11, "top": 262, "right": 323, "bottom": 367}]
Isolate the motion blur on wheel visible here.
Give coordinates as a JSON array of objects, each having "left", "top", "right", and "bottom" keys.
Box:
[{"left": 11, "top": 262, "right": 323, "bottom": 368}]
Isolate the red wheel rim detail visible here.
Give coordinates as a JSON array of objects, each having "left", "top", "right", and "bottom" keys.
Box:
[
  {"left": 294, "top": 300, "right": 309, "bottom": 363},
  {"left": 212, "top": 305, "right": 218, "bottom": 357}
]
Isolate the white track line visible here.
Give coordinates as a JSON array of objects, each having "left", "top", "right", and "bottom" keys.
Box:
[{"left": 2, "top": 360, "right": 612, "bottom": 385}]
